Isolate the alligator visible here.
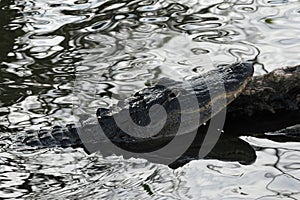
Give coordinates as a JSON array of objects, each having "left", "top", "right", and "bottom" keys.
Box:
[{"left": 21, "top": 63, "right": 300, "bottom": 168}]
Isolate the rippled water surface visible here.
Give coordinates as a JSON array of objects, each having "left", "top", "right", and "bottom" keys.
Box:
[{"left": 1, "top": 0, "right": 300, "bottom": 199}]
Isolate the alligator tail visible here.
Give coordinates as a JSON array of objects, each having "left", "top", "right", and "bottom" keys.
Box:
[{"left": 23, "top": 124, "right": 83, "bottom": 148}]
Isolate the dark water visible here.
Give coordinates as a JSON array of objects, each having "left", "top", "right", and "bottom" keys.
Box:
[{"left": 1, "top": 0, "right": 300, "bottom": 199}]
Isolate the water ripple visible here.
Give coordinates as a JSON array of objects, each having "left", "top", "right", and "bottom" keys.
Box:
[{"left": 1, "top": 0, "right": 300, "bottom": 199}]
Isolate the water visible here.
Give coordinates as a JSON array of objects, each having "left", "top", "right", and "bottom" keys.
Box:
[{"left": 1, "top": 0, "right": 300, "bottom": 199}]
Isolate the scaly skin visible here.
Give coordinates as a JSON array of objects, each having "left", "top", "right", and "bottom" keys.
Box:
[
  {"left": 24, "top": 62, "right": 254, "bottom": 150},
  {"left": 22, "top": 63, "right": 300, "bottom": 167}
]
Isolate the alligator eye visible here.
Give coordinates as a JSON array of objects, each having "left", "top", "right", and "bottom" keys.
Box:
[
  {"left": 169, "top": 93, "right": 176, "bottom": 98},
  {"left": 169, "top": 89, "right": 180, "bottom": 100}
]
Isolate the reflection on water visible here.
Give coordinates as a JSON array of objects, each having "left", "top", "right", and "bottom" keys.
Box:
[
  {"left": 1, "top": 0, "right": 300, "bottom": 198},
  {"left": 1, "top": 137, "right": 300, "bottom": 199}
]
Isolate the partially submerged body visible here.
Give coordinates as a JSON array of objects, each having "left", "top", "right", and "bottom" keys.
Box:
[{"left": 21, "top": 63, "right": 300, "bottom": 168}]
